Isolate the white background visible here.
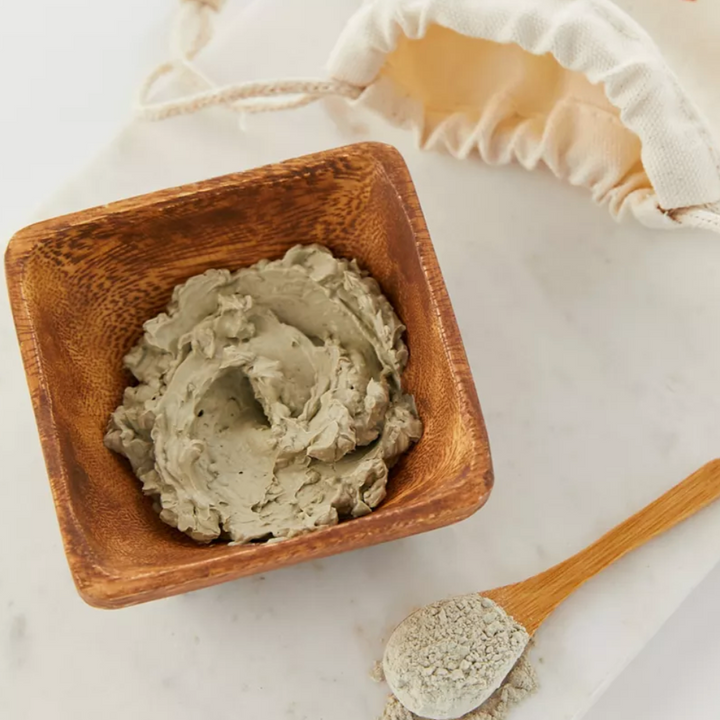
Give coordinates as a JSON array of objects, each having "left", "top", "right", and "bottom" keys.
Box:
[{"left": 1, "top": 2, "right": 719, "bottom": 718}]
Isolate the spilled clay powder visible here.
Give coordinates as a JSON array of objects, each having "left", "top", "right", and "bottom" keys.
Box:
[
  {"left": 377, "top": 651, "right": 538, "bottom": 720},
  {"left": 383, "top": 595, "right": 530, "bottom": 719},
  {"left": 105, "top": 245, "right": 422, "bottom": 544}
]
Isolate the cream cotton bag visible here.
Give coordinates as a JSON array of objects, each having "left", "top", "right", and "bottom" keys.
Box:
[{"left": 139, "top": 0, "right": 720, "bottom": 233}]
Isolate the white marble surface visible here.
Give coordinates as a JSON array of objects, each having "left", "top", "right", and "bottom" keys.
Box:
[{"left": 2, "top": 2, "right": 720, "bottom": 720}]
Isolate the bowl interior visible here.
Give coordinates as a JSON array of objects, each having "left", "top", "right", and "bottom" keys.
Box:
[{"left": 8, "top": 143, "right": 491, "bottom": 605}]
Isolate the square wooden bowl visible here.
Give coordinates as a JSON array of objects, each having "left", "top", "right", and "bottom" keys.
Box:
[{"left": 5, "top": 142, "right": 492, "bottom": 608}]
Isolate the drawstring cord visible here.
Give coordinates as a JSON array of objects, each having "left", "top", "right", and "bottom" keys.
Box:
[{"left": 136, "top": 0, "right": 362, "bottom": 121}]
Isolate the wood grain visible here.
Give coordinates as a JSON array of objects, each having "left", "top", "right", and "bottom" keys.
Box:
[
  {"left": 485, "top": 459, "right": 720, "bottom": 634},
  {"left": 4, "top": 142, "right": 492, "bottom": 608}
]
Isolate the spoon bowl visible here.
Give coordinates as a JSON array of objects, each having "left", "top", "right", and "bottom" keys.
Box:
[{"left": 383, "top": 594, "right": 528, "bottom": 719}]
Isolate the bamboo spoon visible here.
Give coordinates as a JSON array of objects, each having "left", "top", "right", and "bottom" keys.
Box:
[{"left": 384, "top": 459, "right": 720, "bottom": 719}]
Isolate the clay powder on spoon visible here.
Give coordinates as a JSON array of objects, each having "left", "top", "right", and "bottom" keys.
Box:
[
  {"left": 383, "top": 595, "right": 530, "bottom": 719},
  {"left": 105, "top": 244, "right": 422, "bottom": 544}
]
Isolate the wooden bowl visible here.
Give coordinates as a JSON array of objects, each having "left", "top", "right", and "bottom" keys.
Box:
[{"left": 5, "top": 142, "right": 492, "bottom": 608}]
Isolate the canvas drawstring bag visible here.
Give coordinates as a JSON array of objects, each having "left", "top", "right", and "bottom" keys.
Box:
[{"left": 138, "top": 0, "right": 720, "bottom": 235}]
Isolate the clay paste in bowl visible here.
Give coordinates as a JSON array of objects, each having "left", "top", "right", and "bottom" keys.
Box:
[{"left": 105, "top": 245, "right": 422, "bottom": 544}]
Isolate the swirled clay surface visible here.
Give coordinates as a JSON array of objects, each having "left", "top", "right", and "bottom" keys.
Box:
[{"left": 105, "top": 245, "right": 422, "bottom": 543}]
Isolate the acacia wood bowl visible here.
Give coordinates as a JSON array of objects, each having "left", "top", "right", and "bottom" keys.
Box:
[{"left": 5, "top": 142, "right": 492, "bottom": 608}]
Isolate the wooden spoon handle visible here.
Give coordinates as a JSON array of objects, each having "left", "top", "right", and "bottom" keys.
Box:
[{"left": 486, "top": 460, "right": 720, "bottom": 634}]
